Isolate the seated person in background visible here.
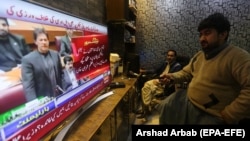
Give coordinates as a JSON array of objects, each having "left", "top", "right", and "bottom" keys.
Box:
[
  {"left": 0, "top": 17, "right": 30, "bottom": 72},
  {"left": 137, "top": 49, "right": 182, "bottom": 121},
  {"left": 62, "top": 55, "right": 84, "bottom": 92},
  {"left": 60, "top": 28, "right": 74, "bottom": 56},
  {"left": 21, "top": 28, "right": 63, "bottom": 102}
]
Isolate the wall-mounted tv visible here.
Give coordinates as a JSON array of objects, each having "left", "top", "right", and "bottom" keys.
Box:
[{"left": 0, "top": 1, "right": 112, "bottom": 140}]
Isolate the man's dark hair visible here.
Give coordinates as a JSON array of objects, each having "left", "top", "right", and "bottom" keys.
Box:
[
  {"left": 0, "top": 17, "right": 9, "bottom": 26},
  {"left": 167, "top": 49, "right": 177, "bottom": 57},
  {"left": 198, "top": 13, "right": 230, "bottom": 40},
  {"left": 63, "top": 55, "right": 73, "bottom": 64},
  {"left": 33, "top": 28, "right": 49, "bottom": 40}
]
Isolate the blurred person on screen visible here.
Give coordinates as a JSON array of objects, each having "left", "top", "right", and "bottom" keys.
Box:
[
  {"left": 21, "top": 28, "right": 63, "bottom": 102},
  {"left": 59, "top": 28, "right": 74, "bottom": 57},
  {"left": 159, "top": 13, "right": 250, "bottom": 124},
  {"left": 62, "top": 55, "right": 84, "bottom": 92},
  {"left": 0, "top": 17, "right": 30, "bottom": 72}
]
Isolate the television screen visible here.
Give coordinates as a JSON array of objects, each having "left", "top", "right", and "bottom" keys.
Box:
[{"left": 0, "top": 1, "right": 112, "bottom": 140}]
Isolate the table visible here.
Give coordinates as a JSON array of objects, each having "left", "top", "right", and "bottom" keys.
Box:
[{"left": 44, "top": 76, "right": 138, "bottom": 141}]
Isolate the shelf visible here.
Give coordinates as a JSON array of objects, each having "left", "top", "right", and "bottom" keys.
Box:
[{"left": 107, "top": 0, "right": 137, "bottom": 57}]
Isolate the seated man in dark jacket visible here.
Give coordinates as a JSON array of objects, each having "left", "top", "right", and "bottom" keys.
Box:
[
  {"left": 137, "top": 49, "right": 182, "bottom": 121},
  {"left": 62, "top": 55, "right": 85, "bottom": 92},
  {"left": 0, "top": 17, "right": 30, "bottom": 72}
]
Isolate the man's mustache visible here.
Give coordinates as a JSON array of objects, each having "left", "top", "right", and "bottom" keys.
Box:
[{"left": 200, "top": 41, "right": 208, "bottom": 44}]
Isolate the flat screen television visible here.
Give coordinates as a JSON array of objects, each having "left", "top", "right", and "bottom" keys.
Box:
[{"left": 0, "top": 1, "right": 112, "bottom": 140}]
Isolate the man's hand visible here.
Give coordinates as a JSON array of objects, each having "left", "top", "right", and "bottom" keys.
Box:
[{"left": 159, "top": 73, "right": 174, "bottom": 85}]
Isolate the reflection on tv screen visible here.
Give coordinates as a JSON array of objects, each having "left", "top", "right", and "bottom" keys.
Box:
[{"left": 0, "top": 1, "right": 112, "bottom": 140}]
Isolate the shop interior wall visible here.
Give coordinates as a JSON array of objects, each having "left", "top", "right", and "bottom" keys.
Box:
[{"left": 135, "top": 0, "right": 250, "bottom": 70}]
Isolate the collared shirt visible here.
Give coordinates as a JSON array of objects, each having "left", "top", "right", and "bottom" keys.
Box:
[
  {"left": 40, "top": 51, "right": 57, "bottom": 96},
  {"left": 160, "top": 63, "right": 170, "bottom": 76},
  {"left": 67, "top": 69, "right": 78, "bottom": 88}
]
